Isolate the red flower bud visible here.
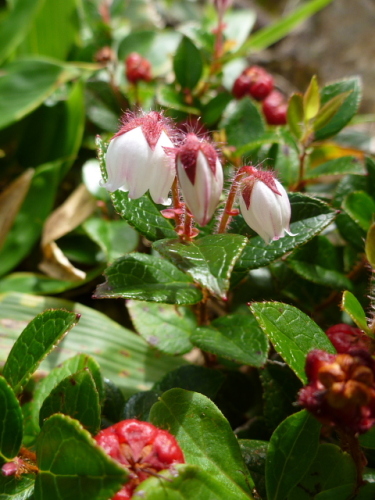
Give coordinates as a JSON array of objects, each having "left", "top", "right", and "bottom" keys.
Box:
[
  {"left": 326, "top": 324, "right": 374, "bottom": 354},
  {"left": 262, "top": 90, "right": 287, "bottom": 125},
  {"left": 232, "top": 74, "right": 251, "bottom": 99},
  {"left": 232, "top": 66, "right": 274, "bottom": 101},
  {"left": 299, "top": 349, "right": 375, "bottom": 434},
  {"left": 95, "top": 419, "right": 184, "bottom": 499},
  {"left": 125, "top": 52, "right": 152, "bottom": 84}
]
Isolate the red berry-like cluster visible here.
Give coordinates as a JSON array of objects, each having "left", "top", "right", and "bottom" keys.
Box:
[
  {"left": 95, "top": 419, "right": 185, "bottom": 499},
  {"left": 125, "top": 53, "right": 152, "bottom": 84},
  {"left": 326, "top": 323, "right": 374, "bottom": 354},
  {"left": 299, "top": 349, "right": 375, "bottom": 434},
  {"left": 232, "top": 66, "right": 287, "bottom": 125}
]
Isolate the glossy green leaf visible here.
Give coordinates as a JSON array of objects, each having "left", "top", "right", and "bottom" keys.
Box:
[
  {"left": 152, "top": 366, "right": 225, "bottom": 400},
  {"left": 365, "top": 223, "right": 375, "bottom": 268},
  {"left": 0, "top": 59, "right": 79, "bottom": 130},
  {"left": 0, "top": 292, "right": 186, "bottom": 397},
  {"left": 287, "top": 443, "right": 356, "bottom": 500},
  {"left": 173, "top": 36, "right": 203, "bottom": 90},
  {"left": 0, "top": 0, "right": 44, "bottom": 65},
  {"left": 287, "top": 236, "right": 352, "bottom": 290},
  {"left": 304, "top": 75, "right": 320, "bottom": 121},
  {"left": 266, "top": 410, "right": 321, "bottom": 500},
  {"left": 250, "top": 302, "right": 335, "bottom": 383},
  {"left": 150, "top": 388, "right": 253, "bottom": 497},
  {"left": 39, "top": 369, "right": 101, "bottom": 435},
  {"left": 153, "top": 234, "right": 248, "bottom": 299},
  {"left": 35, "top": 414, "right": 127, "bottom": 500},
  {"left": 341, "top": 290, "right": 371, "bottom": 334},
  {"left": 240, "top": 440, "right": 268, "bottom": 500},
  {"left": 202, "top": 92, "right": 232, "bottom": 127},
  {"left": 137, "top": 464, "right": 252, "bottom": 499},
  {"left": 343, "top": 190, "right": 375, "bottom": 231},
  {"left": 94, "top": 253, "right": 203, "bottom": 305},
  {"left": 0, "top": 162, "right": 62, "bottom": 277},
  {"left": 127, "top": 300, "right": 195, "bottom": 355},
  {"left": 305, "top": 156, "right": 365, "bottom": 180},
  {"left": 0, "top": 475, "right": 34, "bottom": 500},
  {"left": 234, "top": 193, "right": 336, "bottom": 272},
  {"left": 287, "top": 93, "right": 304, "bottom": 139},
  {"left": 122, "top": 391, "right": 160, "bottom": 422},
  {"left": 314, "top": 77, "right": 361, "bottom": 140},
  {"left": 3, "top": 309, "right": 79, "bottom": 394},
  {"left": 191, "top": 313, "right": 269, "bottom": 367},
  {"left": 157, "top": 85, "right": 200, "bottom": 114},
  {"left": 220, "top": 98, "right": 265, "bottom": 151},
  {"left": 0, "top": 376, "right": 23, "bottom": 460},
  {"left": 110, "top": 191, "right": 176, "bottom": 241}
]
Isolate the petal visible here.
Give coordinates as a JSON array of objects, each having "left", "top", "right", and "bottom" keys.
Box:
[
  {"left": 239, "top": 194, "right": 273, "bottom": 243},
  {"left": 250, "top": 181, "right": 284, "bottom": 241},
  {"left": 148, "top": 132, "right": 176, "bottom": 205}
]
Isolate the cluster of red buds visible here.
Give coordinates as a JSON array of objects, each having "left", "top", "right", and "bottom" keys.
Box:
[
  {"left": 326, "top": 323, "right": 375, "bottom": 354},
  {"left": 125, "top": 52, "right": 152, "bottom": 85},
  {"left": 94, "top": 419, "right": 184, "bottom": 499},
  {"left": 232, "top": 66, "right": 287, "bottom": 125}
]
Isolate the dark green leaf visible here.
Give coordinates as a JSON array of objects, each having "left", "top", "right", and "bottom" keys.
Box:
[
  {"left": 234, "top": 193, "right": 336, "bottom": 272},
  {"left": 110, "top": 191, "right": 176, "bottom": 241},
  {"left": 150, "top": 388, "right": 253, "bottom": 496},
  {"left": 173, "top": 36, "right": 203, "bottom": 90},
  {"left": 191, "top": 313, "right": 269, "bottom": 367},
  {"left": 0, "top": 59, "right": 79, "bottom": 130},
  {"left": 157, "top": 85, "right": 200, "bottom": 114},
  {"left": 341, "top": 290, "right": 371, "bottom": 334},
  {"left": 39, "top": 369, "right": 101, "bottom": 435},
  {"left": 303, "top": 75, "right": 320, "bottom": 121},
  {"left": 122, "top": 391, "right": 160, "bottom": 422},
  {"left": 94, "top": 253, "right": 203, "bottom": 305},
  {"left": 3, "top": 309, "right": 79, "bottom": 394},
  {"left": 287, "top": 236, "right": 352, "bottom": 290},
  {"left": 287, "top": 443, "right": 356, "bottom": 500},
  {"left": 220, "top": 97, "right": 265, "bottom": 151},
  {"left": 202, "top": 92, "right": 232, "bottom": 127},
  {"left": 127, "top": 300, "right": 195, "bottom": 355},
  {"left": 366, "top": 223, "right": 375, "bottom": 268},
  {"left": 0, "top": 376, "right": 23, "bottom": 460},
  {"left": 102, "top": 378, "right": 126, "bottom": 424},
  {"left": 35, "top": 414, "right": 127, "bottom": 500},
  {"left": 266, "top": 410, "right": 321, "bottom": 500},
  {"left": 343, "top": 190, "right": 375, "bottom": 231},
  {"left": 314, "top": 77, "right": 362, "bottom": 141},
  {"left": 240, "top": 440, "right": 268, "bottom": 500},
  {"left": 153, "top": 366, "right": 225, "bottom": 400},
  {"left": 305, "top": 156, "right": 365, "bottom": 180},
  {"left": 153, "top": 234, "right": 248, "bottom": 298},
  {"left": 287, "top": 93, "right": 304, "bottom": 139},
  {"left": 351, "top": 483, "right": 375, "bottom": 500},
  {"left": 0, "top": 475, "right": 34, "bottom": 500},
  {"left": 250, "top": 302, "right": 335, "bottom": 383}
]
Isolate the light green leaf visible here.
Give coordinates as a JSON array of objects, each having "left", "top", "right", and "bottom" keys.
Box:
[
  {"left": 341, "top": 290, "right": 371, "bottom": 334},
  {"left": 303, "top": 75, "right": 320, "bottom": 121},
  {"left": 305, "top": 156, "right": 365, "bottom": 180},
  {"left": 342, "top": 190, "right": 375, "bottom": 231}
]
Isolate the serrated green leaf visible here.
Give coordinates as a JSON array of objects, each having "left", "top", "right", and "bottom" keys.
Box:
[
  {"left": 341, "top": 290, "right": 371, "bottom": 334},
  {"left": 137, "top": 464, "right": 253, "bottom": 500},
  {"left": 0, "top": 376, "right": 23, "bottom": 460},
  {"left": 343, "top": 190, "right": 375, "bottom": 231},
  {"left": 191, "top": 313, "right": 268, "bottom": 367},
  {"left": 153, "top": 234, "right": 248, "bottom": 298},
  {"left": 94, "top": 253, "right": 203, "bottom": 305},
  {"left": 314, "top": 77, "right": 361, "bottom": 140},
  {"left": 287, "top": 93, "right": 304, "bottom": 139},
  {"left": 110, "top": 191, "right": 176, "bottom": 242},
  {"left": 305, "top": 156, "right": 365, "bottom": 180},
  {"left": 35, "top": 414, "right": 127, "bottom": 500},
  {"left": 250, "top": 302, "right": 335, "bottom": 383},
  {"left": 3, "top": 309, "right": 79, "bottom": 394},
  {"left": 39, "top": 369, "right": 101, "bottom": 435},
  {"left": 313, "top": 91, "right": 352, "bottom": 133},
  {"left": 234, "top": 193, "right": 336, "bottom": 272},
  {"left": 366, "top": 223, "right": 375, "bottom": 268},
  {"left": 287, "top": 236, "right": 353, "bottom": 290},
  {"left": 304, "top": 75, "right": 320, "bottom": 121},
  {"left": 0, "top": 475, "right": 34, "bottom": 500},
  {"left": 173, "top": 36, "right": 203, "bottom": 90},
  {"left": 266, "top": 410, "right": 321, "bottom": 500},
  {"left": 150, "top": 388, "right": 253, "bottom": 497},
  {"left": 127, "top": 301, "right": 195, "bottom": 355},
  {"left": 0, "top": 293, "right": 186, "bottom": 397},
  {"left": 287, "top": 443, "right": 356, "bottom": 500}
]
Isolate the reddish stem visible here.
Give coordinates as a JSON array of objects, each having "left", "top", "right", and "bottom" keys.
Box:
[{"left": 171, "top": 177, "right": 184, "bottom": 237}]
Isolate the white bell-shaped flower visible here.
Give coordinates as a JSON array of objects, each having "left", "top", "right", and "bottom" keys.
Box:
[
  {"left": 176, "top": 134, "right": 223, "bottom": 226},
  {"left": 239, "top": 169, "right": 292, "bottom": 244},
  {"left": 103, "top": 111, "right": 176, "bottom": 205}
]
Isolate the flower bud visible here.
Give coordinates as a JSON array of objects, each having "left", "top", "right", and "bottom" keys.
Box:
[
  {"left": 174, "top": 134, "right": 223, "bottom": 226},
  {"left": 103, "top": 111, "right": 176, "bottom": 205},
  {"left": 125, "top": 52, "right": 152, "bottom": 84},
  {"left": 239, "top": 168, "right": 292, "bottom": 244},
  {"left": 262, "top": 90, "right": 287, "bottom": 125},
  {"left": 299, "top": 349, "right": 375, "bottom": 434},
  {"left": 326, "top": 323, "right": 374, "bottom": 354}
]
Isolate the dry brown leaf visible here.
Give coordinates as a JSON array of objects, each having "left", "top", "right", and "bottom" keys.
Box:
[{"left": 0, "top": 169, "right": 34, "bottom": 249}]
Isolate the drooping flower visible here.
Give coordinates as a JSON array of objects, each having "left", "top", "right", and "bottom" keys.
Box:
[
  {"left": 298, "top": 349, "right": 375, "bottom": 434},
  {"left": 174, "top": 133, "right": 223, "bottom": 226},
  {"left": 103, "top": 111, "right": 176, "bottom": 205},
  {"left": 326, "top": 324, "right": 374, "bottom": 354},
  {"left": 95, "top": 419, "right": 185, "bottom": 500},
  {"left": 239, "top": 167, "right": 292, "bottom": 243}
]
